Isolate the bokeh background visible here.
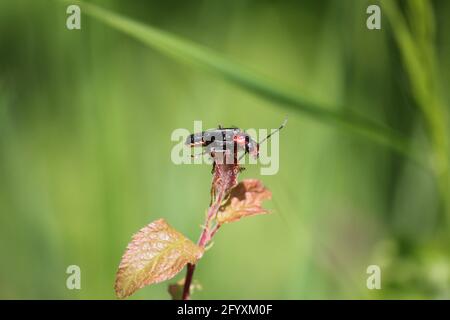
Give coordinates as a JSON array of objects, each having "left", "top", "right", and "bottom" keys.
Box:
[{"left": 1, "top": 0, "right": 449, "bottom": 299}]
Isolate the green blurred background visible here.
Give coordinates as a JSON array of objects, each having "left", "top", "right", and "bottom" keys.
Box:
[{"left": 0, "top": 0, "right": 449, "bottom": 299}]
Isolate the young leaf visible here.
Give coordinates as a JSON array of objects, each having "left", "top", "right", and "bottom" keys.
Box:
[
  {"left": 217, "top": 179, "right": 272, "bottom": 224},
  {"left": 212, "top": 163, "right": 240, "bottom": 198},
  {"left": 168, "top": 279, "right": 202, "bottom": 300},
  {"left": 115, "top": 219, "right": 203, "bottom": 299},
  {"left": 167, "top": 280, "right": 184, "bottom": 300}
]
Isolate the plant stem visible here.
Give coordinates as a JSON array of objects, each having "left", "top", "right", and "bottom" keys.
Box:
[
  {"left": 182, "top": 187, "right": 225, "bottom": 300},
  {"left": 209, "top": 224, "right": 221, "bottom": 239},
  {"left": 182, "top": 263, "right": 196, "bottom": 300}
]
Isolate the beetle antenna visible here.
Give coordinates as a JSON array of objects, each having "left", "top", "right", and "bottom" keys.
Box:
[
  {"left": 238, "top": 117, "right": 287, "bottom": 161},
  {"left": 258, "top": 117, "right": 288, "bottom": 145}
]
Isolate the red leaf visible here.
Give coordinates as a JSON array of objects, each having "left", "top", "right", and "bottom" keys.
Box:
[
  {"left": 115, "top": 219, "right": 203, "bottom": 299},
  {"left": 217, "top": 179, "right": 272, "bottom": 224}
]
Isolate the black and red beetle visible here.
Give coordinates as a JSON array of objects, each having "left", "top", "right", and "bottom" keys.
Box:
[{"left": 185, "top": 118, "right": 287, "bottom": 163}]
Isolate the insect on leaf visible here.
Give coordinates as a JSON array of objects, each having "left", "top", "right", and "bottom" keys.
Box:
[
  {"left": 62, "top": 0, "right": 426, "bottom": 167},
  {"left": 217, "top": 179, "right": 272, "bottom": 224},
  {"left": 115, "top": 219, "right": 204, "bottom": 299}
]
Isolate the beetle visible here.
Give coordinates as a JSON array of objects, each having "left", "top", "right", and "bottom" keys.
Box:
[{"left": 185, "top": 118, "right": 287, "bottom": 164}]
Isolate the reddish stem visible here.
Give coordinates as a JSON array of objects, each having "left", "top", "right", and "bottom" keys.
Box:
[
  {"left": 181, "top": 263, "right": 196, "bottom": 300},
  {"left": 182, "top": 163, "right": 239, "bottom": 300},
  {"left": 209, "top": 223, "right": 221, "bottom": 239},
  {"left": 181, "top": 188, "right": 225, "bottom": 300}
]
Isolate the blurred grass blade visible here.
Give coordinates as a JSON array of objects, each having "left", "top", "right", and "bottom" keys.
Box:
[
  {"left": 61, "top": 0, "right": 424, "bottom": 165},
  {"left": 381, "top": 0, "right": 449, "bottom": 220}
]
